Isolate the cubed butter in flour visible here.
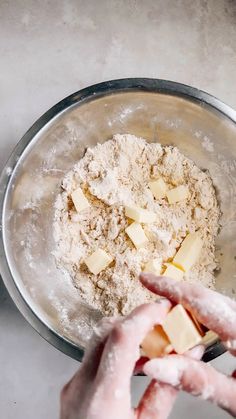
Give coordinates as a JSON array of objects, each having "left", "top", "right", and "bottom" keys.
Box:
[
  {"left": 125, "top": 222, "right": 148, "bottom": 249},
  {"left": 141, "top": 325, "right": 173, "bottom": 359},
  {"left": 71, "top": 187, "right": 90, "bottom": 213},
  {"left": 125, "top": 205, "right": 156, "bottom": 223},
  {"left": 173, "top": 233, "right": 203, "bottom": 272},
  {"left": 84, "top": 249, "right": 113, "bottom": 275},
  {"left": 143, "top": 258, "right": 162, "bottom": 275},
  {"left": 167, "top": 185, "right": 189, "bottom": 204},
  {"left": 163, "top": 263, "right": 184, "bottom": 281},
  {"left": 149, "top": 178, "right": 168, "bottom": 199},
  {"left": 163, "top": 304, "right": 202, "bottom": 354}
]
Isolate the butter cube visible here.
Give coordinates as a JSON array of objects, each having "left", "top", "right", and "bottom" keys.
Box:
[
  {"left": 141, "top": 325, "right": 173, "bottom": 359},
  {"left": 125, "top": 222, "right": 148, "bottom": 249},
  {"left": 163, "top": 304, "right": 202, "bottom": 354},
  {"left": 201, "top": 330, "right": 218, "bottom": 346},
  {"left": 125, "top": 205, "right": 156, "bottom": 223},
  {"left": 144, "top": 258, "right": 162, "bottom": 275},
  {"left": 167, "top": 185, "right": 189, "bottom": 204},
  {"left": 71, "top": 187, "right": 90, "bottom": 213},
  {"left": 173, "top": 233, "right": 203, "bottom": 272},
  {"left": 163, "top": 263, "right": 184, "bottom": 281},
  {"left": 84, "top": 249, "right": 113, "bottom": 275},
  {"left": 149, "top": 178, "right": 168, "bottom": 200}
]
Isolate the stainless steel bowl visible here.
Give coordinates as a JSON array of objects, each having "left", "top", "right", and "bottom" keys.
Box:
[{"left": 1, "top": 78, "right": 236, "bottom": 362}]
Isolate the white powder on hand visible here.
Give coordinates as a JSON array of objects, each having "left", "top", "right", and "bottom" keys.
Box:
[{"left": 53, "top": 134, "right": 220, "bottom": 316}]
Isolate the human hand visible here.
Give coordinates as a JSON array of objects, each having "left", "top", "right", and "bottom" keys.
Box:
[
  {"left": 60, "top": 299, "right": 180, "bottom": 419},
  {"left": 140, "top": 273, "right": 236, "bottom": 417}
]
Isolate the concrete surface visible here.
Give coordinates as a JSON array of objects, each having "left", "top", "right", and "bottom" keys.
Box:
[{"left": 0, "top": 1, "right": 236, "bottom": 418}]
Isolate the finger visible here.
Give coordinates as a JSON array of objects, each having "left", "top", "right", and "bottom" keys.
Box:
[
  {"left": 137, "top": 380, "right": 177, "bottom": 419},
  {"left": 81, "top": 316, "right": 121, "bottom": 379},
  {"left": 144, "top": 355, "right": 236, "bottom": 417},
  {"left": 140, "top": 274, "right": 236, "bottom": 341},
  {"left": 136, "top": 343, "right": 204, "bottom": 418},
  {"left": 94, "top": 300, "right": 172, "bottom": 401},
  {"left": 134, "top": 343, "right": 204, "bottom": 375},
  {"left": 61, "top": 317, "right": 119, "bottom": 408},
  {"left": 140, "top": 272, "right": 236, "bottom": 312}
]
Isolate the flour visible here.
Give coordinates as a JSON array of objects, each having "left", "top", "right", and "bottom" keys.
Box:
[{"left": 53, "top": 134, "right": 220, "bottom": 316}]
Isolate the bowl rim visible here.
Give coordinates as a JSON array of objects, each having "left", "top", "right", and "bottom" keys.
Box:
[{"left": 0, "top": 77, "right": 232, "bottom": 362}]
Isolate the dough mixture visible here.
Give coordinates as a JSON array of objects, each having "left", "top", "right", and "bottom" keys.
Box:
[{"left": 53, "top": 134, "right": 220, "bottom": 316}]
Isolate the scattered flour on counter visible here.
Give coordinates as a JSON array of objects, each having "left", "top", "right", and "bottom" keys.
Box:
[{"left": 53, "top": 134, "right": 220, "bottom": 316}]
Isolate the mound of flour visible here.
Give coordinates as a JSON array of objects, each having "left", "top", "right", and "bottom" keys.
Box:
[{"left": 53, "top": 134, "right": 220, "bottom": 316}]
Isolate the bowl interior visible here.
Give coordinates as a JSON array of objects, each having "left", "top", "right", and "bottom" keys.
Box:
[{"left": 2, "top": 89, "right": 236, "bottom": 350}]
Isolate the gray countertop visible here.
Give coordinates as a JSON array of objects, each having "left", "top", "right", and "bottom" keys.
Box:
[{"left": 1, "top": 1, "right": 235, "bottom": 418}]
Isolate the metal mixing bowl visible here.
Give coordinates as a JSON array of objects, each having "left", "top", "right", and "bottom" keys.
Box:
[{"left": 1, "top": 78, "right": 236, "bottom": 362}]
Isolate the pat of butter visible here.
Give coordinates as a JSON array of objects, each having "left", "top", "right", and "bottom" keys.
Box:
[
  {"left": 84, "top": 249, "right": 113, "bottom": 275},
  {"left": 163, "top": 263, "right": 184, "bottom": 281},
  {"left": 125, "top": 222, "right": 148, "bottom": 249},
  {"left": 144, "top": 258, "right": 162, "bottom": 275},
  {"left": 71, "top": 187, "right": 90, "bottom": 213},
  {"left": 167, "top": 185, "right": 189, "bottom": 204},
  {"left": 173, "top": 233, "right": 203, "bottom": 272},
  {"left": 125, "top": 205, "right": 156, "bottom": 223},
  {"left": 142, "top": 325, "right": 173, "bottom": 359},
  {"left": 149, "top": 178, "right": 167, "bottom": 200},
  {"left": 163, "top": 304, "right": 202, "bottom": 354},
  {"left": 201, "top": 330, "right": 218, "bottom": 346}
]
